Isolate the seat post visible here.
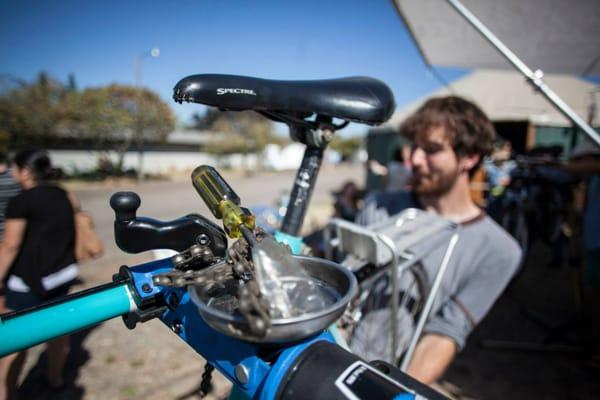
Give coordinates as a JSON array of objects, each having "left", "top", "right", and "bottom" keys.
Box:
[
  {"left": 280, "top": 145, "right": 324, "bottom": 237},
  {"left": 280, "top": 122, "right": 333, "bottom": 237}
]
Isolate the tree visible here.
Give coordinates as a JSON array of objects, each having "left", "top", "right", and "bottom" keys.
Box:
[
  {"left": 60, "top": 84, "right": 175, "bottom": 169},
  {"left": 0, "top": 71, "right": 66, "bottom": 145},
  {"left": 192, "top": 109, "right": 286, "bottom": 155},
  {"left": 66, "top": 73, "right": 78, "bottom": 92},
  {"left": 329, "top": 136, "right": 364, "bottom": 160},
  {"left": 0, "top": 74, "right": 175, "bottom": 172},
  {"left": 190, "top": 108, "right": 221, "bottom": 131}
]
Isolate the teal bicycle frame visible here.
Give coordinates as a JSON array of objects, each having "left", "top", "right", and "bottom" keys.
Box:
[{"left": 0, "top": 282, "right": 134, "bottom": 356}]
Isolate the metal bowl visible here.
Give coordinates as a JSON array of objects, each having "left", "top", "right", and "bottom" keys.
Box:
[{"left": 188, "top": 256, "right": 357, "bottom": 344}]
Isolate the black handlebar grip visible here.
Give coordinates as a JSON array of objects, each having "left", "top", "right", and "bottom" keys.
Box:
[{"left": 110, "top": 192, "right": 141, "bottom": 222}]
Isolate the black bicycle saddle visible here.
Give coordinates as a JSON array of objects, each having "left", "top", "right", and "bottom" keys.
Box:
[{"left": 173, "top": 74, "right": 395, "bottom": 126}]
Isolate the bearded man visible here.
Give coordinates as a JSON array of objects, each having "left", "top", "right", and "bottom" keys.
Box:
[{"left": 352, "top": 96, "right": 522, "bottom": 384}]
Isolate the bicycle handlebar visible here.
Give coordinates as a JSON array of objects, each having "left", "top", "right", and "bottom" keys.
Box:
[{"left": 0, "top": 282, "right": 134, "bottom": 357}]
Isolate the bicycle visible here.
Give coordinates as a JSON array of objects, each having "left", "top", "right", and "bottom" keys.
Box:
[{"left": 0, "top": 73, "right": 447, "bottom": 399}]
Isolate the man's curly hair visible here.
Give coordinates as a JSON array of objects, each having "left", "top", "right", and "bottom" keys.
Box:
[{"left": 399, "top": 96, "right": 496, "bottom": 169}]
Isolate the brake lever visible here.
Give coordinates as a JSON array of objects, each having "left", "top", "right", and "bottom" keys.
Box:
[{"left": 110, "top": 191, "right": 227, "bottom": 257}]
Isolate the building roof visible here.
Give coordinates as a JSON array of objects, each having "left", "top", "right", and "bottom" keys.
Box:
[
  {"left": 383, "top": 69, "right": 600, "bottom": 129},
  {"left": 166, "top": 130, "right": 219, "bottom": 145}
]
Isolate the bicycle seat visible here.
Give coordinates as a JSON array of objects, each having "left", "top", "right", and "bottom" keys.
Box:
[{"left": 173, "top": 74, "right": 395, "bottom": 126}]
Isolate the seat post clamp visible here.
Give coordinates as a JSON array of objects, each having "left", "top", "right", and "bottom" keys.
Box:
[{"left": 290, "top": 124, "right": 334, "bottom": 149}]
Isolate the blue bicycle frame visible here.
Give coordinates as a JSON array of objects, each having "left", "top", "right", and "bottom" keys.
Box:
[{"left": 0, "top": 255, "right": 340, "bottom": 399}]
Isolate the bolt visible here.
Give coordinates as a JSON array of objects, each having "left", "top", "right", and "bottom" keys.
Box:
[
  {"left": 235, "top": 364, "right": 250, "bottom": 385},
  {"left": 201, "top": 249, "right": 213, "bottom": 262},
  {"left": 171, "top": 320, "right": 183, "bottom": 334},
  {"left": 191, "top": 245, "right": 202, "bottom": 255},
  {"left": 153, "top": 275, "right": 171, "bottom": 286},
  {"left": 322, "top": 129, "right": 334, "bottom": 142},
  {"left": 197, "top": 234, "right": 210, "bottom": 246},
  {"left": 141, "top": 283, "right": 152, "bottom": 293},
  {"left": 167, "top": 293, "right": 180, "bottom": 308}
]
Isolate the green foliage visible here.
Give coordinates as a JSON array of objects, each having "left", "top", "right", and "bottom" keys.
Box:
[
  {"left": 0, "top": 72, "right": 66, "bottom": 145},
  {"left": 190, "top": 108, "right": 221, "bottom": 131},
  {"left": 329, "top": 136, "right": 364, "bottom": 159},
  {"left": 60, "top": 84, "right": 174, "bottom": 145},
  {"left": 192, "top": 109, "right": 286, "bottom": 154},
  {"left": 0, "top": 72, "right": 175, "bottom": 150},
  {"left": 66, "top": 73, "right": 77, "bottom": 92},
  {"left": 0, "top": 129, "right": 9, "bottom": 152}
]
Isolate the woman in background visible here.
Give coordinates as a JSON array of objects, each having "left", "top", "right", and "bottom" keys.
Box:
[{"left": 0, "top": 148, "right": 78, "bottom": 399}]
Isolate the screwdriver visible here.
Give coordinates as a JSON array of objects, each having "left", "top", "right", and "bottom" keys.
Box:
[
  {"left": 191, "top": 164, "right": 290, "bottom": 313},
  {"left": 191, "top": 165, "right": 256, "bottom": 240},
  {"left": 191, "top": 165, "right": 310, "bottom": 319}
]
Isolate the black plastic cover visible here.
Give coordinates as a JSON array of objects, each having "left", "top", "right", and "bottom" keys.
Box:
[{"left": 275, "top": 341, "right": 447, "bottom": 400}]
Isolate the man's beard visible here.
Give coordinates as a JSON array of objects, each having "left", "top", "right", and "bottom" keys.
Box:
[{"left": 410, "top": 167, "right": 460, "bottom": 196}]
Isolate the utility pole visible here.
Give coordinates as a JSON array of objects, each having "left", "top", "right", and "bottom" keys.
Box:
[{"left": 135, "top": 47, "right": 160, "bottom": 182}]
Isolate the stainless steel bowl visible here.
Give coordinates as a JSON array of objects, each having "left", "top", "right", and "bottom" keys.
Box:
[{"left": 188, "top": 256, "right": 357, "bottom": 343}]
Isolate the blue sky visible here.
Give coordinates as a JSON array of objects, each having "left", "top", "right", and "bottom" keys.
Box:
[{"left": 0, "top": 1, "right": 468, "bottom": 136}]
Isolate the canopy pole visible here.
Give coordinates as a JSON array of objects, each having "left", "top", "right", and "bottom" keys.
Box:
[{"left": 446, "top": 0, "right": 600, "bottom": 148}]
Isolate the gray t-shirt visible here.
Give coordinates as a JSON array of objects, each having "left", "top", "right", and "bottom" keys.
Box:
[
  {"left": 350, "top": 190, "right": 522, "bottom": 362},
  {"left": 0, "top": 169, "right": 21, "bottom": 239}
]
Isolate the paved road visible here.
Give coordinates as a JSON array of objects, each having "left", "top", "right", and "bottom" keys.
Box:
[{"left": 76, "top": 164, "right": 363, "bottom": 269}]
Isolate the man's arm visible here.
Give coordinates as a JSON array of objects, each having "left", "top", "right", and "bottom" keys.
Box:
[
  {"left": 406, "top": 225, "right": 522, "bottom": 384},
  {"left": 0, "top": 219, "right": 26, "bottom": 282},
  {"left": 406, "top": 333, "right": 457, "bottom": 384}
]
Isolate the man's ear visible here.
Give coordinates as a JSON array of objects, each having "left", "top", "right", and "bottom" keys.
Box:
[{"left": 461, "top": 153, "right": 480, "bottom": 173}]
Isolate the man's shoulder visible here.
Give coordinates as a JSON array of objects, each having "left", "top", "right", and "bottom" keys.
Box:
[
  {"left": 477, "top": 214, "right": 520, "bottom": 244},
  {"left": 465, "top": 214, "right": 523, "bottom": 271}
]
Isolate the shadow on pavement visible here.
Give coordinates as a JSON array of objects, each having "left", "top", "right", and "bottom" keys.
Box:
[{"left": 17, "top": 324, "right": 99, "bottom": 400}]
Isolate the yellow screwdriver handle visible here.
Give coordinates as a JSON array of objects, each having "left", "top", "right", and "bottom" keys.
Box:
[
  {"left": 191, "top": 165, "right": 255, "bottom": 238},
  {"left": 220, "top": 199, "right": 255, "bottom": 239},
  {"left": 191, "top": 165, "right": 240, "bottom": 218}
]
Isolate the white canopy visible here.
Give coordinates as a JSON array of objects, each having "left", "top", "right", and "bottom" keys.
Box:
[
  {"left": 384, "top": 69, "right": 600, "bottom": 129},
  {"left": 394, "top": 0, "right": 600, "bottom": 76}
]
